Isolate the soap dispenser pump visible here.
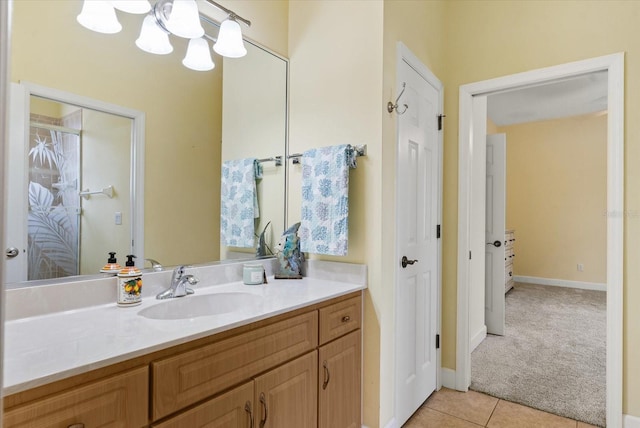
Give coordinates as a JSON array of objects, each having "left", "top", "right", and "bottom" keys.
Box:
[
  {"left": 100, "top": 252, "right": 121, "bottom": 274},
  {"left": 117, "top": 255, "right": 142, "bottom": 307}
]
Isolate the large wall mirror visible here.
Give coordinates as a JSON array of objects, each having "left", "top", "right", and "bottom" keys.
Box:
[{"left": 5, "top": 0, "right": 288, "bottom": 286}]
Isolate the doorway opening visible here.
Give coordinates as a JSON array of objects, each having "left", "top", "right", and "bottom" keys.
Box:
[
  {"left": 455, "top": 53, "right": 624, "bottom": 427},
  {"left": 471, "top": 76, "right": 608, "bottom": 425}
]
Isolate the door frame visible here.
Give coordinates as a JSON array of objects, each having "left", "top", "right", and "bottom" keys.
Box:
[
  {"left": 393, "top": 41, "right": 443, "bottom": 424},
  {"left": 0, "top": 0, "right": 10, "bottom": 421},
  {"left": 455, "top": 53, "right": 624, "bottom": 426}
]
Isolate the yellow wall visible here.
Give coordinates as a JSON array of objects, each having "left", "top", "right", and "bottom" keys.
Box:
[
  {"left": 442, "top": 0, "right": 640, "bottom": 416},
  {"left": 80, "top": 110, "right": 131, "bottom": 274},
  {"left": 487, "top": 118, "right": 499, "bottom": 134},
  {"left": 499, "top": 114, "right": 607, "bottom": 284},
  {"left": 287, "top": 1, "right": 384, "bottom": 425}
]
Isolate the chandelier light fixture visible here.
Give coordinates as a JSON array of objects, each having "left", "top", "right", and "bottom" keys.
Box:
[{"left": 76, "top": 0, "right": 251, "bottom": 71}]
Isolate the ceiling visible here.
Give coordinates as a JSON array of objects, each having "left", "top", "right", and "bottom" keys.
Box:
[{"left": 487, "top": 70, "right": 608, "bottom": 127}]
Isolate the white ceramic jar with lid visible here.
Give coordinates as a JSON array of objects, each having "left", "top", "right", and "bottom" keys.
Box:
[{"left": 243, "top": 263, "right": 265, "bottom": 285}]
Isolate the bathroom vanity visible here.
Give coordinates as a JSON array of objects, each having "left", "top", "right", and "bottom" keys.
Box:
[{"left": 3, "top": 261, "right": 365, "bottom": 428}]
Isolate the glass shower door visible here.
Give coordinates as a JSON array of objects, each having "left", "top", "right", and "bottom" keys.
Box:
[{"left": 27, "top": 118, "right": 81, "bottom": 280}]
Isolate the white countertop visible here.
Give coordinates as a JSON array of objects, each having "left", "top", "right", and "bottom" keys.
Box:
[{"left": 4, "top": 274, "right": 365, "bottom": 395}]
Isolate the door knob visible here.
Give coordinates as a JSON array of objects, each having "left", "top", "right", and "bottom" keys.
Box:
[
  {"left": 486, "top": 240, "right": 502, "bottom": 248},
  {"left": 401, "top": 256, "right": 418, "bottom": 268},
  {"left": 6, "top": 247, "right": 19, "bottom": 258}
]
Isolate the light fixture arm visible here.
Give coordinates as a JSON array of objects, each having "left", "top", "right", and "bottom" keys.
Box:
[
  {"left": 152, "top": 0, "right": 251, "bottom": 34},
  {"left": 204, "top": 0, "right": 251, "bottom": 27}
]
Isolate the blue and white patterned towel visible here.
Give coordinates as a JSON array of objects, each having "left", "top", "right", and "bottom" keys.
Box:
[
  {"left": 299, "top": 144, "right": 356, "bottom": 256},
  {"left": 220, "top": 158, "right": 263, "bottom": 248}
]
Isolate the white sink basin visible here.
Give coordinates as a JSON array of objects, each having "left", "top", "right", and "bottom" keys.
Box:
[{"left": 138, "top": 292, "right": 264, "bottom": 320}]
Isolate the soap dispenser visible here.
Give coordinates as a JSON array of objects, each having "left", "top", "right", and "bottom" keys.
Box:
[
  {"left": 100, "top": 252, "right": 121, "bottom": 274},
  {"left": 117, "top": 255, "right": 142, "bottom": 307}
]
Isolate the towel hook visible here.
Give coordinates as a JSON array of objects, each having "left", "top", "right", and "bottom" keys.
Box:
[{"left": 387, "top": 82, "right": 409, "bottom": 115}]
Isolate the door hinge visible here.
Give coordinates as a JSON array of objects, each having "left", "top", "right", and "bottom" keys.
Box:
[
  {"left": 469, "top": 251, "right": 472, "bottom": 260},
  {"left": 436, "top": 224, "right": 441, "bottom": 239},
  {"left": 437, "top": 114, "right": 446, "bottom": 131},
  {"left": 436, "top": 334, "right": 440, "bottom": 349}
]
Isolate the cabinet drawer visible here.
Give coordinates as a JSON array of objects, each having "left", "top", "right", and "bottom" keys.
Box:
[
  {"left": 152, "top": 311, "right": 318, "bottom": 420},
  {"left": 152, "top": 381, "right": 254, "bottom": 428},
  {"left": 505, "top": 265, "right": 513, "bottom": 281},
  {"left": 505, "top": 247, "right": 514, "bottom": 262},
  {"left": 4, "top": 366, "right": 148, "bottom": 428},
  {"left": 319, "top": 296, "right": 361, "bottom": 345}
]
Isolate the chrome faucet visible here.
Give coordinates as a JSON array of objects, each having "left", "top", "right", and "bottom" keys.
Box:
[{"left": 156, "top": 266, "right": 198, "bottom": 299}]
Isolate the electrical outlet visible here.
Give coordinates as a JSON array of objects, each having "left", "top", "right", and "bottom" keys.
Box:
[
  {"left": 577, "top": 263, "right": 584, "bottom": 272},
  {"left": 115, "top": 212, "right": 122, "bottom": 225}
]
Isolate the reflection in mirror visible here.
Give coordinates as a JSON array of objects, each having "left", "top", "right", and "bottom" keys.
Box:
[
  {"left": 28, "top": 97, "right": 132, "bottom": 280},
  {"left": 5, "top": 82, "right": 143, "bottom": 284},
  {"left": 6, "top": 0, "right": 288, "bottom": 286},
  {"left": 220, "top": 42, "right": 287, "bottom": 259}
]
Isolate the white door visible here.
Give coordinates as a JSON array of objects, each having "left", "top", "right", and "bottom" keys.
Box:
[
  {"left": 485, "top": 134, "right": 506, "bottom": 335},
  {"left": 395, "top": 57, "right": 441, "bottom": 426},
  {"left": 4, "top": 83, "right": 28, "bottom": 283}
]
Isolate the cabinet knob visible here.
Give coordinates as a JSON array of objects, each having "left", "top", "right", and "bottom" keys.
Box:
[
  {"left": 68, "top": 424, "right": 85, "bottom": 428},
  {"left": 341, "top": 315, "right": 351, "bottom": 323}
]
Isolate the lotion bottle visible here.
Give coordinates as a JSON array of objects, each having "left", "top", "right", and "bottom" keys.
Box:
[
  {"left": 117, "top": 255, "right": 142, "bottom": 307},
  {"left": 100, "top": 252, "right": 121, "bottom": 274}
]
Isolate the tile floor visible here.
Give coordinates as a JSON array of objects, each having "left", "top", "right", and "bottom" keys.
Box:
[{"left": 403, "top": 388, "right": 600, "bottom": 428}]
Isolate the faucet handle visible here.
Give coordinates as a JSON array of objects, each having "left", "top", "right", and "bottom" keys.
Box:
[{"left": 171, "top": 265, "right": 186, "bottom": 282}]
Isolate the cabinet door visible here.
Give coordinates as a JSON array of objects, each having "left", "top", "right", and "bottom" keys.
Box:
[
  {"left": 152, "top": 381, "right": 254, "bottom": 428},
  {"left": 4, "top": 367, "right": 148, "bottom": 428},
  {"left": 254, "top": 351, "right": 318, "bottom": 428},
  {"left": 318, "top": 331, "right": 361, "bottom": 428}
]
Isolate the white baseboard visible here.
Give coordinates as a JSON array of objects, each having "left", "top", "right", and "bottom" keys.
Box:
[
  {"left": 441, "top": 367, "right": 456, "bottom": 389},
  {"left": 383, "top": 418, "right": 397, "bottom": 428},
  {"left": 470, "top": 325, "right": 487, "bottom": 352},
  {"left": 513, "top": 275, "right": 606, "bottom": 292},
  {"left": 625, "top": 414, "right": 640, "bottom": 428}
]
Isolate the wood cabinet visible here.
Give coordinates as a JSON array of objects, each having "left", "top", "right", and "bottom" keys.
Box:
[
  {"left": 152, "top": 381, "right": 254, "bottom": 428},
  {"left": 152, "top": 311, "right": 318, "bottom": 420},
  {"left": 319, "top": 296, "right": 361, "bottom": 345},
  {"left": 505, "top": 229, "right": 516, "bottom": 292},
  {"left": 318, "top": 330, "right": 361, "bottom": 428},
  {"left": 4, "top": 292, "right": 362, "bottom": 428},
  {"left": 255, "top": 352, "right": 318, "bottom": 428},
  {"left": 4, "top": 366, "right": 148, "bottom": 428}
]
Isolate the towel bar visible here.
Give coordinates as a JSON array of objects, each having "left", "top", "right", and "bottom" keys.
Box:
[
  {"left": 257, "top": 156, "right": 283, "bottom": 166},
  {"left": 288, "top": 144, "right": 367, "bottom": 165}
]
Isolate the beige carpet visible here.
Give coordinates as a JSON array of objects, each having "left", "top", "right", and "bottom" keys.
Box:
[{"left": 470, "top": 283, "right": 606, "bottom": 427}]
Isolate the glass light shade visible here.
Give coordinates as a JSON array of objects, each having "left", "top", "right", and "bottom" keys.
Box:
[
  {"left": 213, "top": 18, "right": 247, "bottom": 58},
  {"left": 135, "top": 15, "right": 173, "bottom": 55},
  {"left": 182, "top": 38, "right": 214, "bottom": 71},
  {"left": 165, "top": 0, "right": 204, "bottom": 39},
  {"left": 112, "top": 0, "right": 152, "bottom": 14},
  {"left": 76, "top": 0, "right": 122, "bottom": 34}
]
